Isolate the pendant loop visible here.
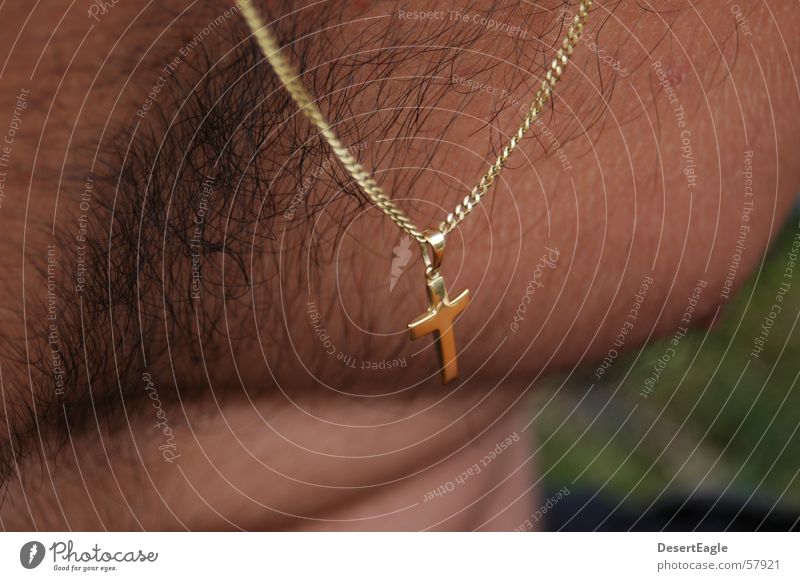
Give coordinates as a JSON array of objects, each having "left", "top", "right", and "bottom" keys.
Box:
[{"left": 420, "top": 228, "right": 445, "bottom": 276}]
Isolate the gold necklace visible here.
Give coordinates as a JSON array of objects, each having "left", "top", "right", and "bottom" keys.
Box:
[{"left": 236, "top": 0, "right": 592, "bottom": 383}]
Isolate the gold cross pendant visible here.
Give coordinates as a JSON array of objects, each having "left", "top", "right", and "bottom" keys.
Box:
[{"left": 408, "top": 229, "right": 470, "bottom": 384}]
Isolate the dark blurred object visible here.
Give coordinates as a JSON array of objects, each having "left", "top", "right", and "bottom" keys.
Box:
[{"left": 544, "top": 487, "right": 800, "bottom": 531}]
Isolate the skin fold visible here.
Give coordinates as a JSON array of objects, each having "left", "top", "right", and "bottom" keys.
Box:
[{"left": 0, "top": 1, "right": 797, "bottom": 530}]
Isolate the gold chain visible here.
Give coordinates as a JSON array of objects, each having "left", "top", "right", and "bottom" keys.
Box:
[{"left": 236, "top": 0, "right": 592, "bottom": 245}]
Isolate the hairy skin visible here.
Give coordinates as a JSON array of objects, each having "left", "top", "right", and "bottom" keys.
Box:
[{"left": 0, "top": 1, "right": 798, "bottom": 530}]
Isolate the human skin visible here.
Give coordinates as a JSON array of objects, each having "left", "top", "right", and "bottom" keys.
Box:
[{"left": 0, "top": 1, "right": 797, "bottom": 530}]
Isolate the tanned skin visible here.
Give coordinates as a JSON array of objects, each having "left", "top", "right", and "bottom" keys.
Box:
[{"left": 0, "top": 1, "right": 797, "bottom": 530}]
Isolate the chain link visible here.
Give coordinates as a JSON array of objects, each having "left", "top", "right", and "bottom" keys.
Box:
[{"left": 236, "top": 0, "right": 592, "bottom": 246}]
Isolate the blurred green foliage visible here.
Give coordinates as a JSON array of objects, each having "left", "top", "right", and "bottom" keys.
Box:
[{"left": 531, "top": 214, "right": 800, "bottom": 509}]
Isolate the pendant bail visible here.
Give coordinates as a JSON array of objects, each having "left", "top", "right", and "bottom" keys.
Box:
[{"left": 420, "top": 228, "right": 445, "bottom": 277}]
